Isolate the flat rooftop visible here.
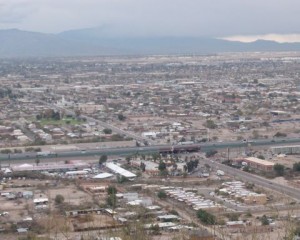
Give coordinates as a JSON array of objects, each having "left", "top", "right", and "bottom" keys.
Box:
[{"left": 244, "top": 157, "right": 274, "bottom": 166}]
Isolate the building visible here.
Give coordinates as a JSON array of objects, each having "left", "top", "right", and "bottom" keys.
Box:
[
  {"left": 233, "top": 157, "right": 274, "bottom": 172},
  {"left": 105, "top": 162, "right": 136, "bottom": 180}
]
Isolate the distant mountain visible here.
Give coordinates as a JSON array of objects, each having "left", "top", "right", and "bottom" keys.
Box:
[
  {"left": 0, "top": 29, "right": 120, "bottom": 57},
  {"left": 1, "top": 28, "right": 300, "bottom": 57}
]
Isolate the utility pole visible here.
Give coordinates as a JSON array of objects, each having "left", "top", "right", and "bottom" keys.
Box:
[{"left": 227, "top": 148, "right": 230, "bottom": 161}]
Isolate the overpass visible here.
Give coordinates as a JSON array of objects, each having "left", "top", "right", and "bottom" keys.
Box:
[{"left": 1, "top": 137, "right": 300, "bottom": 161}]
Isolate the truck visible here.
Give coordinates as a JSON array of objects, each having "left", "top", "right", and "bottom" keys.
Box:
[{"left": 216, "top": 170, "right": 225, "bottom": 176}]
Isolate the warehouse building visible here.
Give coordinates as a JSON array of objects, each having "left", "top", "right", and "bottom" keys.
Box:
[
  {"left": 233, "top": 157, "right": 274, "bottom": 172},
  {"left": 105, "top": 162, "right": 136, "bottom": 180}
]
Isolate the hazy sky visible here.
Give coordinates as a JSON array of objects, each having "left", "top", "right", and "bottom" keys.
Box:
[{"left": 0, "top": 0, "right": 299, "bottom": 39}]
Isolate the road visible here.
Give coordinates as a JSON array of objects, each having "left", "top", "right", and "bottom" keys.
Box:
[{"left": 1, "top": 137, "right": 300, "bottom": 161}]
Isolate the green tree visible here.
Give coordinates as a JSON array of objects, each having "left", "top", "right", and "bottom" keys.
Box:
[
  {"left": 103, "top": 128, "right": 112, "bottom": 134},
  {"left": 107, "top": 186, "right": 117, "bottom": 195},
  {"left": 0, "top": 149, "right": 12, "bottom": 154},
  {"left": 226, "top": 213, "right": 240, "bottom": 221},
  {"left": 117, "top": 175, "right": 128, "bottom": 183},
  {"left": 140, "top": 162, "right": 146, "bottom": 172},
  {"left": 106, "top": 194, "right": 117, "bottom": 208},
  {"left": 126, "top": 156, "right": 131, "bottom": 165},
  {"left": 274, "top": 163, "right": 285, "bottom": 176},
  {"left": 152, "top": 153, "right": 159, "bottom": 162},
  {"left": 293, "top": 162, "right": 300, "bottom": 171},
  {"left": 260, "top": 215, "right": 269, "bottom": 225},
  {"left": 157, "top": 190, "right": 167, "bottom": 199},
  {"left": 274, "top": 132, "right": 287, "bottom": 138},
  {"left": 35, "top": 157, "right": 40, "bottom": 166},
  {"left": 55, "top": 194, "right": 64, "bottom": 205},
  {"left": 197, "top": 209, "right": 216, "bottom": 225},
  {"left": 149, "top": 224, "right": 160, "bottom": 235},
  {"left": 99, "top": 155, "right": 108, "bottom": 165},
  {"left": 118, "top": 113, "right": 126, "bottom": 121},
  {"left": 205, "top": 119, "right": 217, "bottom": 129},
  {"left": 158, "top": 161, "right": 166, "bottom": 172},
  {"left": 205, "top": 149, "right": 217, "bottom": 158}
]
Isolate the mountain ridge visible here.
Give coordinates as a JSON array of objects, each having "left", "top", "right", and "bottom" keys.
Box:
[{"left": 1, "top": 28, "right": 300, "bottom": 57}]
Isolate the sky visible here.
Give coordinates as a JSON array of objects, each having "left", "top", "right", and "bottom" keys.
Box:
[{"left": 0, "top": 0, "right": 299, "bottom": 42}]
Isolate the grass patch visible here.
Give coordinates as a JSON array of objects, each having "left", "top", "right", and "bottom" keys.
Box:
[{"left": 40, "top": 118, "right": 83, "bottom": 126}]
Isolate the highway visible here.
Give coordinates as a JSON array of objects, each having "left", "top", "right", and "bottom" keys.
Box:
[{"left": 1, "top": 137, "right": 300, "bottom": 161}]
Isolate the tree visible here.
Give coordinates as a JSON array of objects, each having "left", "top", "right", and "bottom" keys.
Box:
[
  {"left": 205, "top": 119, "right": 217, "bottom": 129},
  {"left": 293, "top": 162, "right": 300, "bottom": 171},
  {"left": 0, "top": 149, "right": 12, "bottom": 154},
  {"left": 118, "top": 113, "right": 126, "bottom": 121},
  {"left": 243, "top": 166, "right": 250, "bottom": 172},
  {"left": 197, "top": 209, "right": 216, "bottom": 225},
  {"left": 257, "top": 155, "right": 265, "bottom": 160},
  {"left": 140, "top": 162, "right": 146, "bottom": 172},
  {"left": 107, "top": 186, "right": 117, "bottom": 208},
  {"left": 149, "top": 224, "right": 160, "bottom": 235},
  {"left": 99, "top": 155, "right": 108, "bottom": 165},
  {"left": 117, "top": 175, "right": 128, "bottom": 183},
  {"left": 158, "top": 161, "right": 166, "bottom": 172},
  {"left": 152, "top": 153, "right": 159, "bottom": 162},
  {"left": 274, "top": 132, "right": 287, "bottom": 138},
  {"left": 274, "top": 163, "right": 285, "bottom": 176},
  {"left": 103, "top": 128, "right": 112, "bottom": 134},
  {"left": 55, "top": 194, "right": 64, "bottom": 205},
  {"left": 106, "top": 194, "right": 117, "bottom": 208},
  {"left": 36, "top": 114, "right": 42, "bottom": 120},
  {"left": 157, "top": 190, "right": 167, "bottom": 199},
  {"left": 35, "top": 157, "right": 40, "bottom": 166},
  {"left": 260, "top": 215, "right": 269, "bottom": 225},
  {"left": 126, "top": 156, "right": 131, "bottom": 165},
  {"left": 107, "top": 186, "right": 117, "bottom": 195},
  {"left": 226, "top": 213, "right": 240, "bottom": 221},
  {"left": 205, "top": 149, "right": 217, "bottom": 158}
]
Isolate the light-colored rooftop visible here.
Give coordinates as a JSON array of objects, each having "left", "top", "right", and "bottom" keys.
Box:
[
  {"left": 244, "top": 157, "right": 274, "bottom": 166},
  {"left": 106, "top": 162, "right": 136, "bottom": 178}
]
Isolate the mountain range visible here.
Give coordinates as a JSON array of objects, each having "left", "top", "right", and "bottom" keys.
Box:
[{"left": 1, "top": 28, "right": 300, "bottom": 57}]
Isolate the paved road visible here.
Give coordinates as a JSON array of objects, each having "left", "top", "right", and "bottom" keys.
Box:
[{"left": 1, "top": 137, "right": 300, "bottom": 161}]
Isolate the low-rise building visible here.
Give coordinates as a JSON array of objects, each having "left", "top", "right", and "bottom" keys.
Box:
[{"left": 233, "top": 157, "right": 274, "bottom": 172}]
